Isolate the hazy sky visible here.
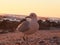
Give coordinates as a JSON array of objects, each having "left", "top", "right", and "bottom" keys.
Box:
[{"left": 0, "top": 0, "right": 60, "bottom": 17}]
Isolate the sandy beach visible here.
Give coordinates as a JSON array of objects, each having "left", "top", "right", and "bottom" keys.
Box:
[{"left": 0, "top": 30, "right": 60, "bottom": 45}]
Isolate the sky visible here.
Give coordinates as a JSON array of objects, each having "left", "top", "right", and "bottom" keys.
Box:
[{"left": 0, "top": 0, "right": 60, "bottom": 18}]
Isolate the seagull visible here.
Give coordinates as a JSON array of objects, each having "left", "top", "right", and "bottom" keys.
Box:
[
  {"left": 16, "top": 13, "right": 39, "bottom": 45},
  {"left": 16, "top": 13, "right": 39, "bottom": 35}
]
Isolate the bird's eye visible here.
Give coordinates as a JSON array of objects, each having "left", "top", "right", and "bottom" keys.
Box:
[{"left": 30, "top": 15, "right": 34, "bottom": 17}]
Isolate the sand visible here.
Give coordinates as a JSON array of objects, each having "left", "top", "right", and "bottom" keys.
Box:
[{"left": 0, "top": 30, "right": 60, "bottom": 45}]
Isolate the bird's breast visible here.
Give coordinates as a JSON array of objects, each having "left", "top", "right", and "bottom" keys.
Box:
[{"left": 29, "top": 21, "right": 39, "bottom": 30}]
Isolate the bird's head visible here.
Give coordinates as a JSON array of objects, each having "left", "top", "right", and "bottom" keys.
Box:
[{"left": 25, "top": 13, "right": 37, "bottom": 20}]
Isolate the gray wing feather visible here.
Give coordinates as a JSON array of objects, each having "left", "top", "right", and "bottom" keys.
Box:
[{"left": 16, "top": 21, "right": 29, "bottom": 32}]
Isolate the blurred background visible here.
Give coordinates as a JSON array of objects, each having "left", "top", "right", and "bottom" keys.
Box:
[{"left": 0, "top": 15, "right": 60, "bottom": 33}]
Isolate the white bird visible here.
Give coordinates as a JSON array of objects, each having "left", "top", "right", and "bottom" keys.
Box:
[{"left": 16, "top": 13, "right": 39, "bottom": 35}]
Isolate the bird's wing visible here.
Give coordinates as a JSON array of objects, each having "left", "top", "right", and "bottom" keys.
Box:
[
  {"left": 20, "top": 19, "right": 26, "bottom": 24},
  {"left": 16, "top": 21, "right": 29, "bottom": 32}
]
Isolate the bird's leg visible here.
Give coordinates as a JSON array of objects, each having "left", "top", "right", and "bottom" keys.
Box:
[
  {"left": 23, "top": 34, "right": 26, "bottom": 41},
  {"left": 23, "top": 34, "right": 29, "bottom": 45}
]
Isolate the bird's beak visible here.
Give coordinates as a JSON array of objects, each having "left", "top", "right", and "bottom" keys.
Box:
[{"left": 25, "top": 16, "right": 31, "bottom": 18}]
